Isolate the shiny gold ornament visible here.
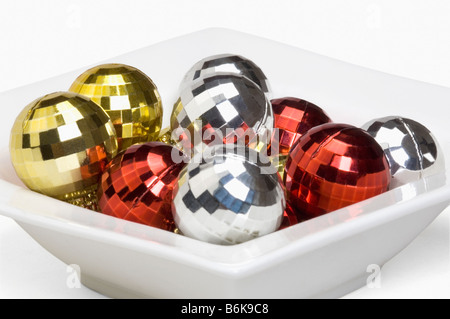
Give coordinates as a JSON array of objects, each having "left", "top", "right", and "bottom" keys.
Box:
[
  {"left": 271, "top": 154, "right": 288, "bottom": 180},
  {"left": 10, "top": 92, "right": 118, "bottom": 210},
  {"left": 157, "top": 127, "right": 176, "bottom": 146},
  {"left": 69, "top": 63, "right": 163, "bottom": 152}
]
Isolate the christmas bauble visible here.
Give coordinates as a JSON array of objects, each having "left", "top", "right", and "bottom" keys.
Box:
[
  {"left": 10, "top": 92, "right": 118, "bottom": 210},
  {"left": 170, "top": 74, "right": 273, "bottom": 156},
  {"left": 268, "top": 97, "right": 332, "bottom": 179},
  {"left": 180, "top": 53, "right": 271, "bottom": 97},
  {"left": 284, "top": 123, "right": 391, "bottom": 219},
  {"left": 172, "top": 144, "right": 285, "bottom": 245},
  {"left": 97, "top": 142, "right": 187, "bottom": 231},
  {"left": 362, "top": 116, "right": 444, "bottom": 188},
  {"left": 69, "top": 63, "right": 163, "bottom": 151},
  {"left": 279, "top": 202, "right": 301, "bottom": 230}
]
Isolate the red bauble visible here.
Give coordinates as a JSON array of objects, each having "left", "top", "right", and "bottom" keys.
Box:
[
  {"left": 283, "top": 123, "right": 391, "bottom": 219},
  {"left": 98, "top": 142, "right": 187, "bottom": 231},
  {"left": 268, "top": 97, "right": 332, "bottom": 156},
  {"left": 279, "top": 202, "right": 302, "bottom": 229}
]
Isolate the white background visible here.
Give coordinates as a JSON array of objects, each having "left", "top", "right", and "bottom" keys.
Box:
[{"left": 0, "top": 0, "right": 449, "bottom": 299}]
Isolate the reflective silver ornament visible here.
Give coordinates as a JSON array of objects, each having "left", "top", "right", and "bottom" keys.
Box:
[
  {"left": 172, "top": 144, "right": 285, "bottom": 245},
  {"left": 180, "top": 53, "right": 271, "bottom": 97},
  {"left": 362, "top": 116, "right": 444, "bottom": 188},
  {"left": 170, "top": 73, "right": 274, "bottom": 156}
]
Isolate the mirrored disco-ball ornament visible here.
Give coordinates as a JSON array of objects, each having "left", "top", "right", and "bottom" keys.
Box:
[
  {"left": 284, "top": 123, "right": 391, "bottom": 220},
  {"left": 279, "top": 202, "right": 302, "bottom": 230},
  {"left": 172, "top": 145, "right": 285, "bottom": 245},
  {"left": 362, "top": 116, "right": 444, "bottom": 188},
  {"left": 69, "top": 63, "right": 163, "bottom": 152},
  {"left": 10, "top": 92, "right": 118, "bottom": 210},
  {"left": 268, "top": 97, "right": 332, "bottom": 179},
  {"left": 98, "top": 142, "right": 187, "bottom": 232},
  {"left": 170, "top": 74, "right": 274, "bottom": 156},
  {"left": 180, "top": 53, "right": 271, "bottom": 97}
]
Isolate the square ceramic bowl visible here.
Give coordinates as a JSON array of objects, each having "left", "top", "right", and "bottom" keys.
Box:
[{"left": 1, "top": 28, "right": 450, "bottom": 299}]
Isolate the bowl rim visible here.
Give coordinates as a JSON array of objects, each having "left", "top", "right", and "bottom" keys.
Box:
[{"left": 1, "top": 170, "right": 449, "bottom": 278}]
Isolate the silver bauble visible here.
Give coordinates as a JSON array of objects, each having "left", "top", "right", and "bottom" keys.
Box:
[
  {"left": 362, "top": 116, "right": 444, "bottom": 188},
  {"left": 172, "top": 144, "right": 285, "bottom": 245},
  {"left": 170, "top": 73, "right": 273, "bottom": 156},
  {"left": 180, "top": 53, "right": 271, "bottom": 97}
]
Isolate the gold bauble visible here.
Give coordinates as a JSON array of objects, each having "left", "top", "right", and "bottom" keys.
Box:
[
  {"left": 271, "top": 154, "right": 288, "bottom": 180},
  {"left": 10, "top": 92, "right": 118, "bottom": 210},
  {"left": 69, "top": 63, "right": 163, "bottom": 151}
]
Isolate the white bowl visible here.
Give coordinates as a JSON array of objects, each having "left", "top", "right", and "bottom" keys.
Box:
[{"left": 1, "top": 28, "right": 450, "bottom": 299}]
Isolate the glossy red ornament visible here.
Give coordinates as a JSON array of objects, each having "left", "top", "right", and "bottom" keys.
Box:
[
  {"left": 279, "top": 202, "right": 302, "bottom": 229},
  {"left": 98, "top": 142, "right": 187, "bottom": 231},
  {"left": 284, "top": 123, "right": 391, "bottom": 219},
  {"left": 268, "top": 97, "right": 332, "bottom": 157}
]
